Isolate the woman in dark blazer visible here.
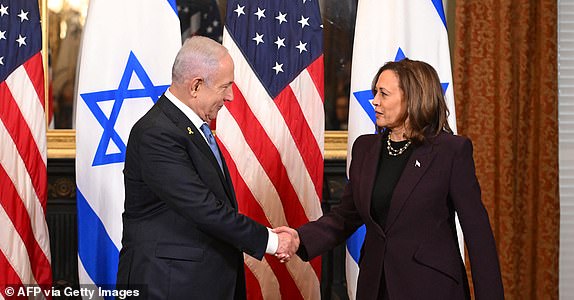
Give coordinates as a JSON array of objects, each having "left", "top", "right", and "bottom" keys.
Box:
[{"left": 284, "top": 59, "right": 504, "bottom": 299}]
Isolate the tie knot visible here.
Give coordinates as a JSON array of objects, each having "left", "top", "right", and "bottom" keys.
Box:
[{"left": 200, "top": 123, "right": 213, "bottom": 140}]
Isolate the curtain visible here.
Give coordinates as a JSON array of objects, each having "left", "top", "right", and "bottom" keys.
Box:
[{"left": 453, "top": 0, "right": 558, "bottom": 299}]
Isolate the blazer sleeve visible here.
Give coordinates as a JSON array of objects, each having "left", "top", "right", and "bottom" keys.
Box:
[
  {"left": 297, "top": 137, "right": 367, "bottom": 260},
  {"left": 449, "top": 138, "right": 504, "bottom": 299},
  {"left": 135, "top": 124, "right": 268, "bottom": 260}
]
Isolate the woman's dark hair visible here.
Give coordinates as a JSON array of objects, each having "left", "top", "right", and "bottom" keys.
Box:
[{"left": 371, "top": 58, "right": 452, "bottom": 144}]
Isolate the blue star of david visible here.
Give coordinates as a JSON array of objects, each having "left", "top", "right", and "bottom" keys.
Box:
[
  {"left": 81, "top": 51, "right": 170, "bottom": 166},
  {"left": 431, "top": 0, "right": 448, "bottom": 30},
  {"left": 352, "top": 47, "right": 450, "bottom": 126}
]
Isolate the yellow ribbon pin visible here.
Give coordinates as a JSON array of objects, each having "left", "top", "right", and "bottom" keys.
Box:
[{"left": 187, "top": 127, "right": 194, "bottom": 135}]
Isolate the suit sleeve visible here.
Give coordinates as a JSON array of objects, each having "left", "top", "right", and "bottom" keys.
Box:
[
  {"left": 449, "top": 138, "right": 504, "bottom": 299},
  {"left": 297, "top": 137, "right": 366, "bottom": 260},
  {"left": 136, "top": 125, "right": 268, "bottom": 260}
]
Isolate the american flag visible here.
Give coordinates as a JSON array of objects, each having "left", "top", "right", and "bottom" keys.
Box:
[
  {"left": 0, "top": 0, "right": 52, "bottom": 296},
  {"left": 219, "top": 0, "right": 324, "bottom": 299}
]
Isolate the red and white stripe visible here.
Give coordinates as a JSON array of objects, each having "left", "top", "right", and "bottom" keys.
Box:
[
  {"left": 0, "top": 52, "right": 52, "bottom": 297},
  {"left": 218, "top": 30, "right": 323, "bottom": 300}
]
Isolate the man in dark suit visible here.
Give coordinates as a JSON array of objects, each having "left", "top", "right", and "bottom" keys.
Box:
[{"left": 116, "top": 36, "right": 298, "bottom": 299}]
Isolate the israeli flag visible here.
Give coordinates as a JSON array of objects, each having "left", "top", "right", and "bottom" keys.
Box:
[
  {"left": 345, "top": 1, "right": 459, "bottom": 299},
  {"left": 75, "top": 0, "right": 180, "bottom": 296}
]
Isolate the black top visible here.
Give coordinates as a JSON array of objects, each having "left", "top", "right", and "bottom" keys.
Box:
[
  {"left": 371, "top": 135, "right": 414, "bottom": 299},
  {"left": 370, "top": 137, "right": 413, "bottom": 229}
]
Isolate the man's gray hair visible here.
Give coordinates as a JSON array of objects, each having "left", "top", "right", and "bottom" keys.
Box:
[{"left": 171, "top": 36, "right": 228, "bottom": 86}]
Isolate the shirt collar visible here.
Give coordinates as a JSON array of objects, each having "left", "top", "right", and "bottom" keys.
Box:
[{"left": 164, "top": 88, "right": 209, "bottom": 142}]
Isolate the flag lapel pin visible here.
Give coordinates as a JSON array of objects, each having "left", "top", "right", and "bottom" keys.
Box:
[{"left": 415, "top": 160, "right": 421, "bottom": 168}]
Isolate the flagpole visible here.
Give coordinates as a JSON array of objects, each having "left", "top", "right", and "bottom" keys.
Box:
[{"left": 41, "top": 0, "right": 49, "bottom": 129}]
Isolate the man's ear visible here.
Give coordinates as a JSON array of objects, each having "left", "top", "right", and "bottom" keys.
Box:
[{"left": 188, "top": 77, "right": 203, "bottom": 97}]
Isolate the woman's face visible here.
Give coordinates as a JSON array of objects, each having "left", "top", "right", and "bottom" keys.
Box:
[{"left": 372, "top": 70, "right": 407, "bottom": 130}]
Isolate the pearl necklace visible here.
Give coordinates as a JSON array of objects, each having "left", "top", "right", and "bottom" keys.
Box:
[{"left": 387, "top": 133, "right": 412, "bottom": 156}]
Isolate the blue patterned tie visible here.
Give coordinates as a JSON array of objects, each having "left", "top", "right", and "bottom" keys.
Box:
[{"left": 200, "top": 123, "right": 224, "bottom": 173}]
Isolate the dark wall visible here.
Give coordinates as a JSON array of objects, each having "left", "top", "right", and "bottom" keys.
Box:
[
  {"left": 47, "top": 158, "right": 350, "bottom": 300},
  {"left": 47, "top": 159, "right": 79, "bottom": 289}
]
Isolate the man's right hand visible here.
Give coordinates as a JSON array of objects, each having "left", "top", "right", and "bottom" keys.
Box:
[{"left": 273, "top": 226, "right": 300, "bottom": 263}]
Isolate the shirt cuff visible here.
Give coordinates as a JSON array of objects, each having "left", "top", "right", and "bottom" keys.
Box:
[{"left": 266, "top": 228, "right": 279, "bottom": 254}]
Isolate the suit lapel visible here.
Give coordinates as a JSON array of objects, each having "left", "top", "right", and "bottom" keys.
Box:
[
  {"left": 384, "top": 140, "right": 437, "bottom": 231},
  {"left": 220, "top": 153, "right": 238, "bottom": 209},
  {"left": 358, "top": 135, "right": 386, "bottom": 237},
  {"left": 156, "top": 96, "right": 235, "bottom": 204}
]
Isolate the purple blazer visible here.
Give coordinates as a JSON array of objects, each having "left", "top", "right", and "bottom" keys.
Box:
[{"left": 298, "top": 132, "right": 504, "bottom": 300}]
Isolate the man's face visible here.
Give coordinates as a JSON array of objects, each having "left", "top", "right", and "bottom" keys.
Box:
[{"left": 195, "top": 54, "right": 234, "bottom": 122}]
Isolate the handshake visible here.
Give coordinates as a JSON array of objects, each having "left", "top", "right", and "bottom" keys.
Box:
[{"left": 272, "top": 226, "right": 300, "bottom": 263}]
